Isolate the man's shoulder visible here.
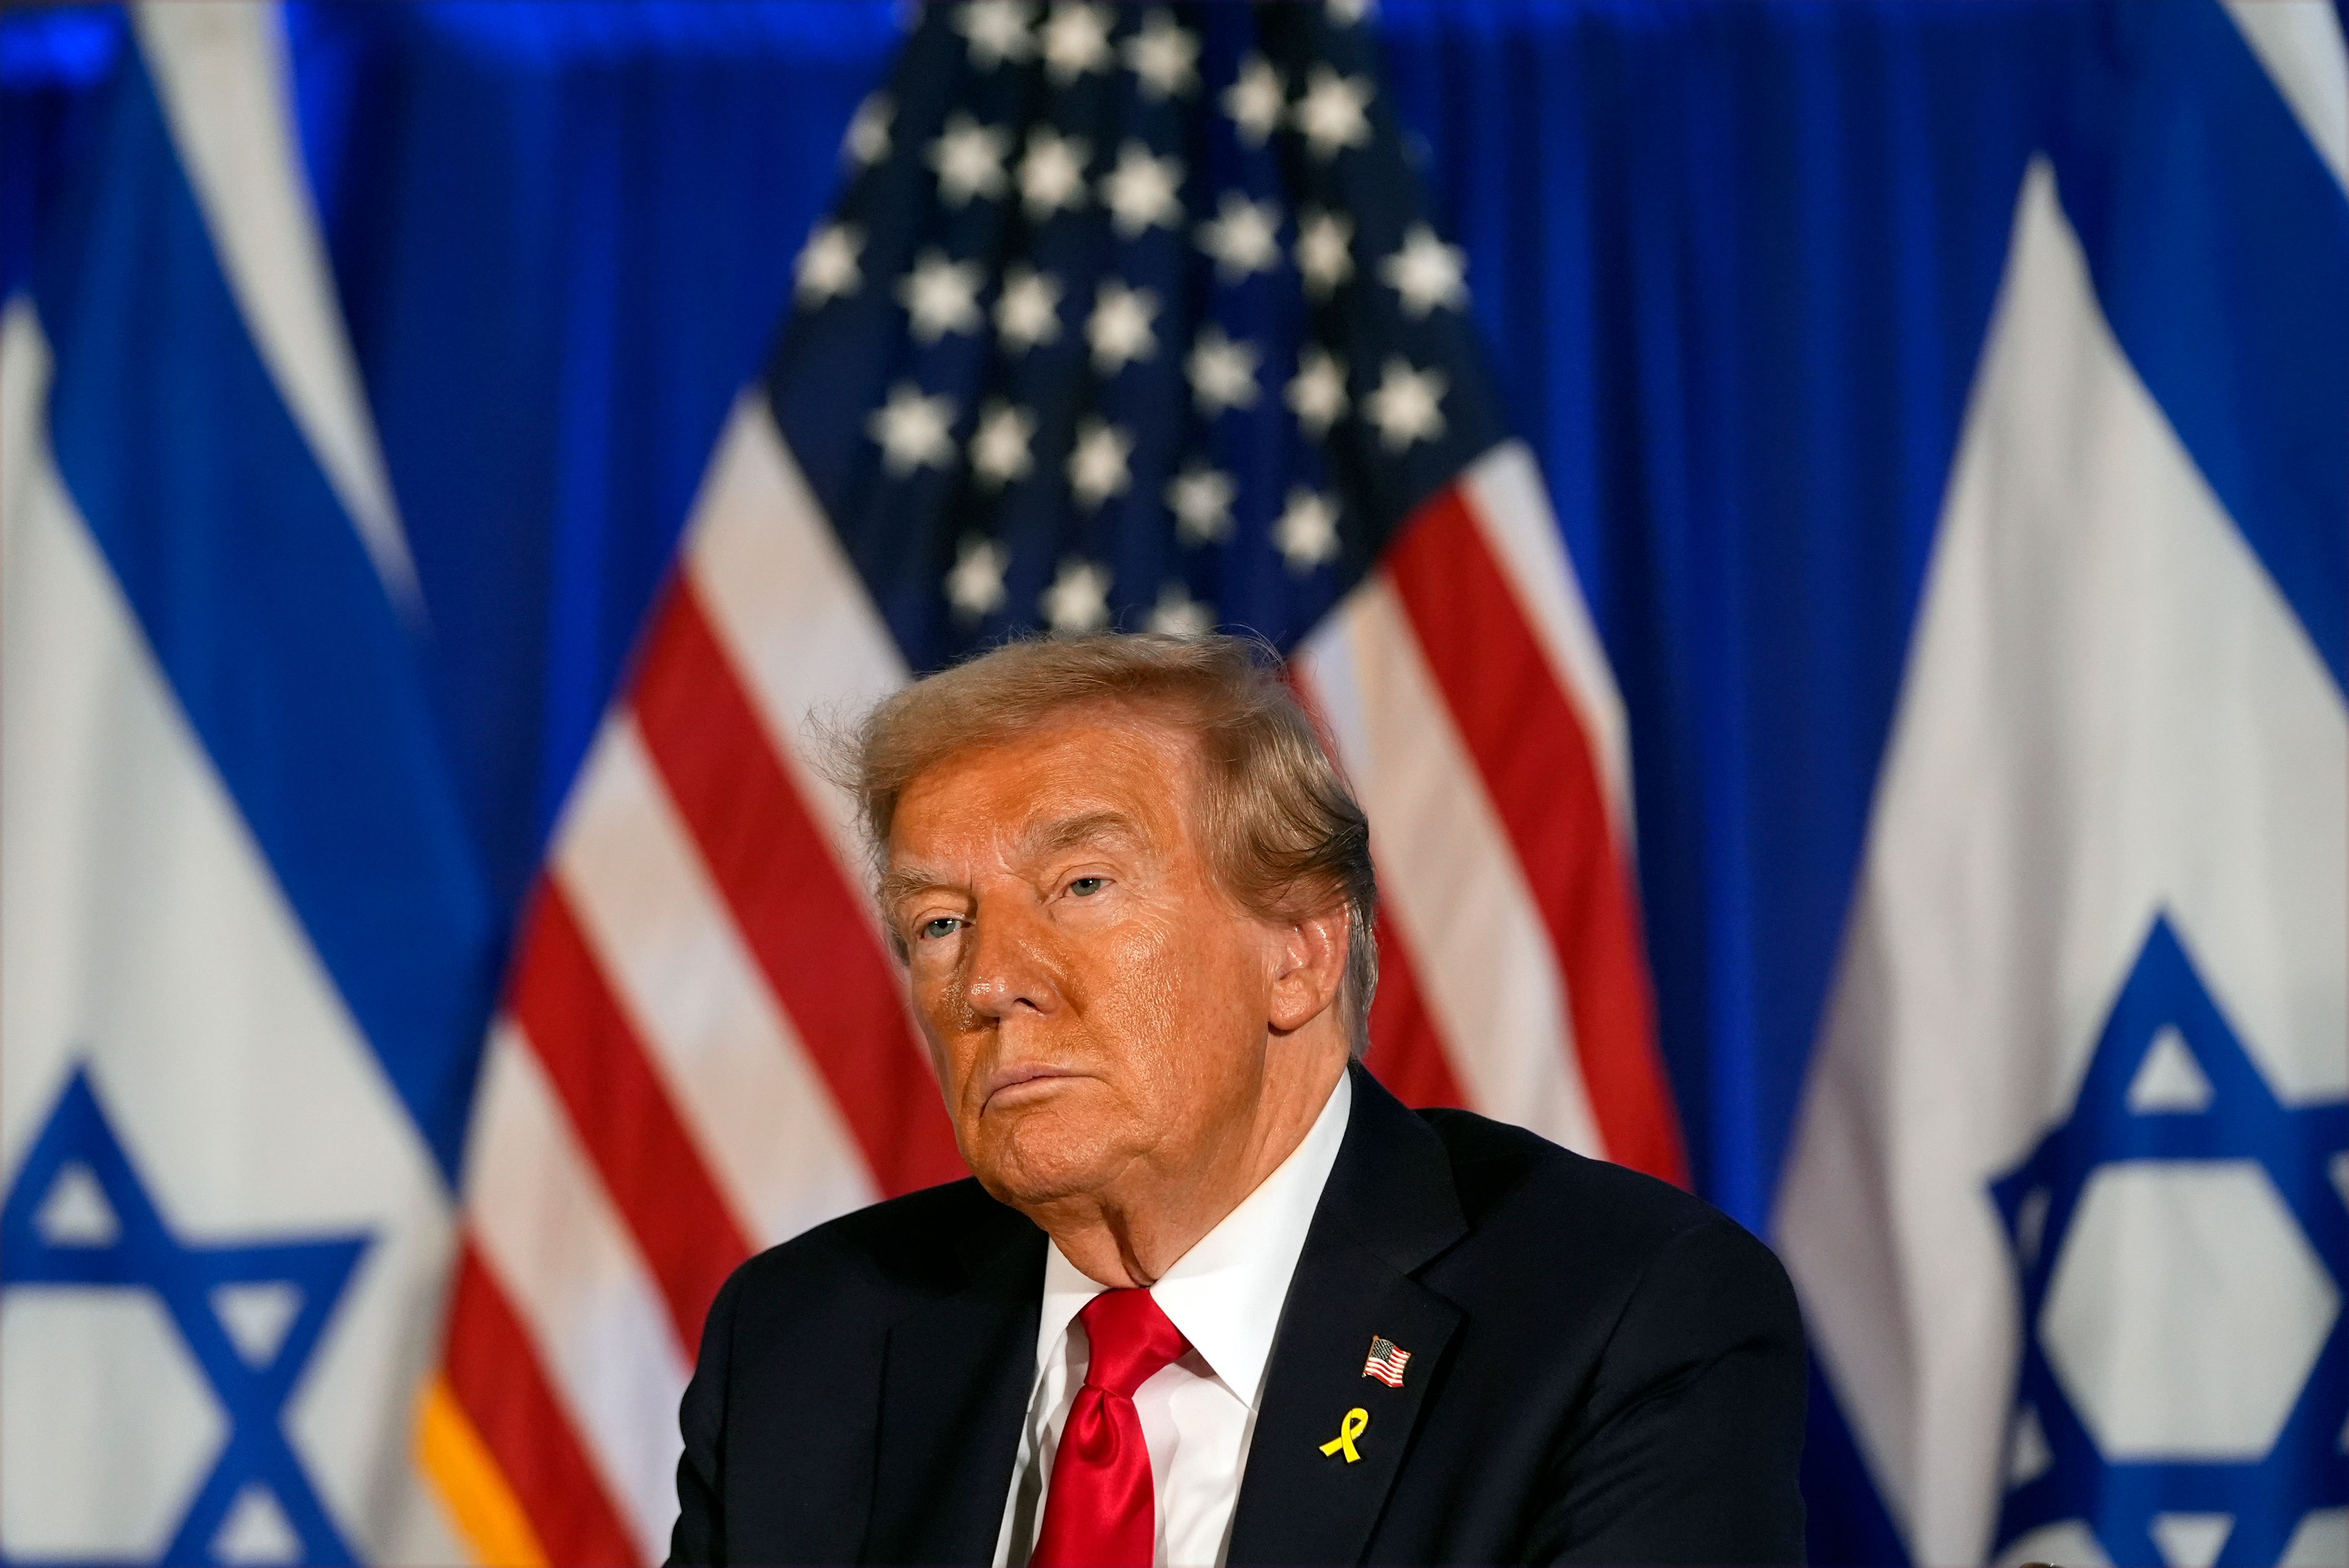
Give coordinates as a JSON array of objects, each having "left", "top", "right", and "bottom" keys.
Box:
[
  {"left": 1412, "top": 1104, "right": 1789, "bottom": 1307},
  {"left": 1415, "top": 1100, "right": 1715, "bottom": 1239}
]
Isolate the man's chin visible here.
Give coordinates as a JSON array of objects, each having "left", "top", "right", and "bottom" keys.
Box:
[{"left": 965, "top": 1099, "right": 1133, "bottom": 1210}]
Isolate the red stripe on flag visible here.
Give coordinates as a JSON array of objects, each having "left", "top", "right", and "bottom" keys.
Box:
[
  {"left": 442, "top": 1243, "right": 642, "bottom": 1566},
  {"left": 630, "top": 582, "right": 967, "bottom": 1197},
  {"left": 508, "top": 885, "right": 753, "bottom": 1349},
  {"left": 1280, "top": 660, "right": 1472, "bottom": 1111},
  {"left": 1365, "top": 914, "right": 1469, "bottom": 1109},
  {"left": 1283, "top": 656, "right": 1471, "bottom": 1113},
  {"left": 1383, "top": 485, "right": 1687, "bottom": 1183}
]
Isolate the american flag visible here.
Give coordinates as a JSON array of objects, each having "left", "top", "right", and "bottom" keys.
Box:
[
  {"left": 1364, "top": 1336, "right": 1412, "bottom": 1389},
  {"left": 421, "top": 4, "right": 1683, "bottom": 1561}
]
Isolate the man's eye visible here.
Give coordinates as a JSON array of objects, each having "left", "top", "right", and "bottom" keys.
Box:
[
  {"left": 1066, "top": 877, "right": 1107, "bottom": 897},
  {"left": 918, "top": 916, "right": 963, "bottom": 940}
]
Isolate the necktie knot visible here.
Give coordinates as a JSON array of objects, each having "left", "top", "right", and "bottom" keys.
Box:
[
  {"left": 1031, "top": 1290, "right": 1189, "bottom": 1567},
  {"left": 1077, "top": 1288, "right": 1189, "bottom": 1399}
]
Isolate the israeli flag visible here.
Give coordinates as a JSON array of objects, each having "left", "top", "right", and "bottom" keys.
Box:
[
  {"left": 1779, "top": 7, "right": 2349, "bottom": 1567},
  {"left": 0, "top": 8, "right": 487, "bottom": 1561}
]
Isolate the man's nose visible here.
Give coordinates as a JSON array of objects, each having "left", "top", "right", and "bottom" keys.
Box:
[{"left": 962, "top": 893, "right": 1060, "bottom": 1020}]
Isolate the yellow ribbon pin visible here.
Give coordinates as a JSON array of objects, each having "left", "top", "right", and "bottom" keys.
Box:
[{"left": 1319, "top": 1406, "right": 1369, "bottom": 1463}]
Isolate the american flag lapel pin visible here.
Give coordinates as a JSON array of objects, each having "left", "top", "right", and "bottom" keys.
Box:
[{"left": 1362, "top": 1335, "right": 1411, "bottom": 1388}]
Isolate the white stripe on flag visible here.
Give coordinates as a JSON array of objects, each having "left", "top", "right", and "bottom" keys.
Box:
[
  {"left": 1459, "top": 440, "right": 1637, "bottom": 842},
  {"left": 554, "top": 716, "right": 879, "bottom": 1247},
  {"left": 463, "top": 1026, "right": 687, "bottom": 1565},
  {"left": 1299, "top": 577, "right": 1606, "bottom": 1157},
  {"left": 685, "top": 396, "right": 911, "bottom": 904},
  {"left": 2224, "top": 0, "right": 2349, "bottom": 193},
  {"left": 132, "top": 0, "right": 419, "bottom": 616}
]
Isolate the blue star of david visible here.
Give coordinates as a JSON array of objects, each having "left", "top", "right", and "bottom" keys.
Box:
[
  {"left": 0, "top": 1067, "right": 369, "bottom": 1566},
  {"left": 1987, "top": 914, "right": 2349, "bottom": 1567}
]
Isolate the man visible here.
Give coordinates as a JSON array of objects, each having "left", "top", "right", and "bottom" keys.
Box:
[{"left": 670, "top": 633, "right": 1806, "bottom": 1566}]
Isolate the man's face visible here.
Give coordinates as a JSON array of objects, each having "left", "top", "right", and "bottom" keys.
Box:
[{"left": 883, "top": 707, "right": 1288, "bottom": 1211}]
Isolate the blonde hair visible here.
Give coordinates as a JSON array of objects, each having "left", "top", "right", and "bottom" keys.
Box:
[{"left": 838, "top": 633, "right": 1379, "bottom": 1052}]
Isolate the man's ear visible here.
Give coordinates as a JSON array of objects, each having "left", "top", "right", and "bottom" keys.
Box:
[{"left": 1267, "top": 904, "right": 1349, "bottom": 1035}]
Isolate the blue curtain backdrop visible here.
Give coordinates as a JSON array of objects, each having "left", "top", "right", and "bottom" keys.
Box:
[{"left": 7, "top": 3, "right": 2326, "bottom": 1559}]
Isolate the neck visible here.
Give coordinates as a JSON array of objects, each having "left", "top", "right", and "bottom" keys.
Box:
[{"left": 1034, "top": 1044, "right": 1348, "bottom": 1288}]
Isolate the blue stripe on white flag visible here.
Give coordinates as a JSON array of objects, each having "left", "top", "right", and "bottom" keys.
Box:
[
  {"left": 2050, "top": 0, "right": 2349, "bottom": 695},
  {"left": 30, "top": 45, "right": 497, "bottom": 1184}
]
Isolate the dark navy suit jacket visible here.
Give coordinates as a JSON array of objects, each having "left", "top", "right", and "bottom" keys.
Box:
[{"left": 670, "top": 1064, "right": 1806, "bottom": 1565}]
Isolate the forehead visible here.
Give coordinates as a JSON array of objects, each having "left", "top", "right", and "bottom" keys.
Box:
[{"left": 886, "top": 705, "right": 1204, "bottom": 863}]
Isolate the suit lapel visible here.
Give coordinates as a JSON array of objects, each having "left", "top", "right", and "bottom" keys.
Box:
[
  {"left": 865, "top": 1202, "right": 1046, "bottom": 1566},
  {"left": 1226, "top": 1067, "right": 1468, "bottom": 1566}
]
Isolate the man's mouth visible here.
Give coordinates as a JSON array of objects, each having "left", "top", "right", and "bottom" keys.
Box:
[{"left": 981, "top": 1063, "right": 1082, "bottom": 1109}]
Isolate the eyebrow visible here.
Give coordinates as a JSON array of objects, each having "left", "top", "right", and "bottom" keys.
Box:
[
  {"left": 875, "top": 867, "right": 943, "bottom": 913},
  {"left": 877, "top": 810, "right": 1149, "bottom": 912},
  {"left": 1025, "top": 809, "right": 1146, "bottom": 860}
]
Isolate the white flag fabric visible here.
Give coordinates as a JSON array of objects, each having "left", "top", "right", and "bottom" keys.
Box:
[
  {"left": 2, "top": 8, "right": 472, "bottom": 1561},
  {"left": 1781, "top": 116, "right": 2349, "bottom": 1568}
]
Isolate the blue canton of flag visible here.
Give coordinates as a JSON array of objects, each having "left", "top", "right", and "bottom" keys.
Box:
[{"left": 770, "top": 0, "right": 1505, "bottom": 667}]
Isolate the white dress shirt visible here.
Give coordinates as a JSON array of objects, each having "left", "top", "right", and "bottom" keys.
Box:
[{"left": 991, "top": 1072, "right": 1354, "bottom": 1568}]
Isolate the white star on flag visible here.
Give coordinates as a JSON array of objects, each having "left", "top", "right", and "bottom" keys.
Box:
[
  {"left": 928, "top": 114, "right": 1011, "bottom": 206},
  {"left": 1293, "top": 65, "right": 1373, "bottom": 160},
  {"left": 1086, "top": 280, "right": 1159, "bottom": 374},
  {"left": 1286, "top": 347, "right": 1349, "bottom": 438},
  {"left": 1042, "top": 557, "right": 1114, "bottom": 633},
  {"left": 844, "top": 92, "right": 892, "bottom": 168},
  {"left": 954, "top": 1, "right": 1035, "bottom": 69},
  {"left": 1148, "top": 582, "right": 1216, "bottom": 636},
  {"left": 1066, "top": 418, "right": 1134, "bottom": 508},
  {"left": 1100, "top": 141, "right": 1186, "bottom": 237},
  {"left": 1379, "top": 223, "right": 1469, "bottom": 317},
  {"left": 868, "top": 384, "right": 959, "bottom": 475},
  {"left": 969, "top": 401, "right": 1036, "bottom": 486},
  {"left": 1198, "top": 192, "right": 1283, "bottom": 282},
  {"left": 898, "top": 251, "right": 984, "bottom": 342},
  {"left": 1222, "top": 54, "right": 1285, "bottom": 147},
  {"left": 1327, "top": 0, "right": 1376, "bottom": 25},
  {"left": 1041, "top": 2, "right": 1114, "bottom": 83},
  {"left": 944, "top": 537, "right": 1011, "bottom": 619},
  {"left": 794, "top": 221, "right": 862, "bottom": 307},
  {"left": 1273, "top": 487, "right": 1341, "bottom": 572},
  {"left": 1365, "top": 357, "right": 1447, "bottom": 450},
  {"left": 995, "top": 264, "right": 1064, "bottom": 352},
  {"left": 1124, "top": 10, "right": 1199, "bottom": 100},
  {"left": 1187, "top": 327, "right": 1261, "bottom": 417},
  {"left": 1166, "top": 461, "right": 1237, "bottom": 543},
  {"left": 1019, "top": 127, "right": 1090, "bottom": 220},
  {"left": 1296, "top": 207, "right": 1354, "bottom": 299}
]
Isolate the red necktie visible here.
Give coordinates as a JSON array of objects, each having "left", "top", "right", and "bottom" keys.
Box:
[{"left": 1029, "top": 1288, "right": 1192, "bottom": 1568}]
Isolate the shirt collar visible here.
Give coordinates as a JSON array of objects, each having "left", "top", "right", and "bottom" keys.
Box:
[{"left": 1035, "top": 1071, "right": 1354, "bottom": 1408}]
